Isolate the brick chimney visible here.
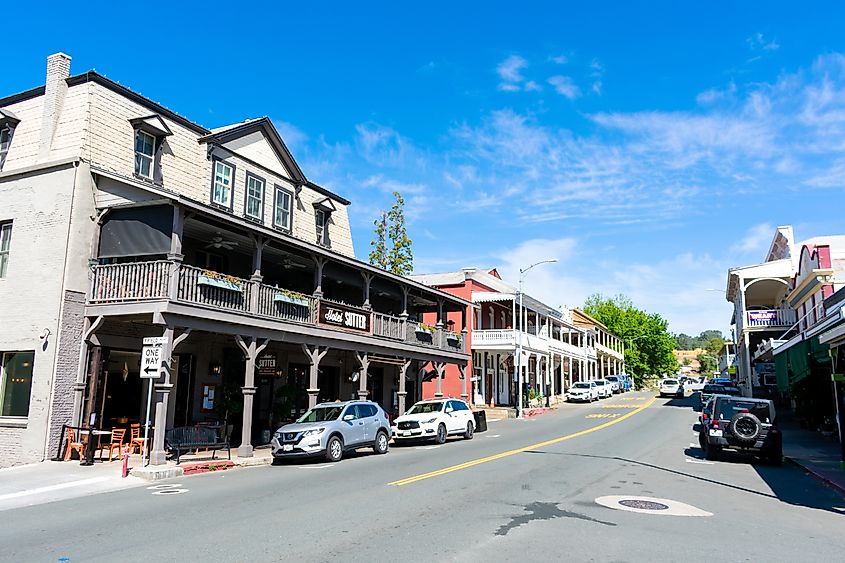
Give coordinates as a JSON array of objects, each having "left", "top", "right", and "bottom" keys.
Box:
[{"left": 37, "top": 52, "right": 72, "bottom": 162}]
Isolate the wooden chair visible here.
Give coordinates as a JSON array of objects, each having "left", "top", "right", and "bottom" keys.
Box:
[
  {"left": 128, "top": 423, "right": 146, "bottom": 456},
  {"left": 63, "top": 427, "right": 85, "bottom": 461},
  {"left": 99, "top": 428, "right": 126, "bottom": 461}
]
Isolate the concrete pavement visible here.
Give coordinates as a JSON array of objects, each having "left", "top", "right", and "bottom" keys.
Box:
[{"left": 2, "top": 392, "right": 844, "bottom": 562}]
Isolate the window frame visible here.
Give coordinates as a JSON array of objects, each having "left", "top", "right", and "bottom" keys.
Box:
[
  {"left": 244, "top": 172, "right": 266, "bottom": 223},
  {"left": 210, "top": 157, "right": 236, "bottom": 211},
  {"left": 273, "top": 185, "right": 294, "bottom": 232},
  {"left": 0, "top": 125, "right": 14, "bottom": 171},
  {"left": 0, "top": 350, "right": 35, "bottom": 419},
  {"left": 133, "top": 129, "right": 156, "bottom": 179},
  {"left": 0, "top": 221, "right": 11, "bottom": 279},
  {"left": 315, "top": 208, "right": 329, "bottom": 246}
]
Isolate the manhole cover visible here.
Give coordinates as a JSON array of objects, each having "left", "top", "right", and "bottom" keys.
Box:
[
  {"left": 152, "top": 488, "right": 188, "bottom": 495},
  {"left": 618, "top": 499, "right": 669, "bottom": 510},
  {"left": 595, "top": 495, "right": 712, "bottom": 517}
]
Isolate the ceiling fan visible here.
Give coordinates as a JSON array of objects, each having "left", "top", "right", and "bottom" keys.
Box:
[
  {"left": 280, "top": 256, "right": 308, "bottom": 269},
  {"left": 205, "top": 232, "right": 238, "bottom": 250}
]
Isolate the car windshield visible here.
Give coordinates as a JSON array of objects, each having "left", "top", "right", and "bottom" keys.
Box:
[
  {"left": 663, "top": 379, "right": 678, "bottom": 385},
  {"left": 297, "top": 405, "right": 344, "bottom": 423},
  {"left": 717, "top": 400, "right": 772, "bottom": 423},
  {"left": 723, "top": 386, "right": 742, "bottom": 395},
  {"left": 406, "top": 402, "right": 444, "bottom": 414},
  {"left": 703, "top": 384, "right": 725, "bottom": 393},
  {"left": 606, "top": 377, "right": 618, "bottom": 382},
  {"left": 574, "top": 383, "right": 591, "bottom": 389}
]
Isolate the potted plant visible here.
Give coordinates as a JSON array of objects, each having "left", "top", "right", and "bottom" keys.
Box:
[{"left": 415, "top": 323, "right": 436, "bottom": 335}]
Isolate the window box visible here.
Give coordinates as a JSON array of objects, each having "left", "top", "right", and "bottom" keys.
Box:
[
  {"left": 198, "top": 274, "right": 242, "bottom": 292},
  {"left": 446, "top": 332, "right": 461, "bottom": 343},
  {"left": 415, "top": 323, "right": 435, "bottom": 335},
  {"left": 273, "top": 292, "right": 310, "bottom": 307}
]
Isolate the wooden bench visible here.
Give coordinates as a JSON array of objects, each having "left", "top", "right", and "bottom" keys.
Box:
[{"left": 165, "top": 426, "right": 230, "bottom": 464}]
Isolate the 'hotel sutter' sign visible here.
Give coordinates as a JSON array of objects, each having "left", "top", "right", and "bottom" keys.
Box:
[{"left": 317, "top": 301, "right": 372, "bottom": 333}]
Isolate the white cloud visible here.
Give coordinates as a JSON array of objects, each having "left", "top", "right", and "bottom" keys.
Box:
[
  {"left": 696, "top": 81, "right": 737, "bottom": 105},
  {"left": 551, "top": 54, "right": 568, "bottom": 65},
  {"left": 547, "top": 75, "right": 582, "bottom": 99},
  {"left": 592, "top": 80, "right": 602, "bottom": 95},
  {"left": 747, "top": 32, "right": 780, "bottom": 51},
  {"left": 733, "top": 223, "right": 774, "bottom": 255},
  {"left": 524, "top": 80, "right": 542, "bottom": 92},
  {"left": 496, "top": 55, "right": 528, "bottom": 91},
  {"left": 273, "top": 120, "right": 308, "bottom": 151}
]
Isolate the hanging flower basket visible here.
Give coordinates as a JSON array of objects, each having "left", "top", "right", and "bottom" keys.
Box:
[
  {"left": 273, "top": 291, "right": 310, "bottom": 307},
  {"left": 198, "top": 273, "right": 243, "bottom": 292}
]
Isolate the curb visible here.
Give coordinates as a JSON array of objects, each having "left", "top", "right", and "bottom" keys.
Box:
[
  {"left": 784, "top": 456, "right": 845, "bottom": 498},
  {"left": 233, "top": 456, "right": 272, "bottom": 468}
]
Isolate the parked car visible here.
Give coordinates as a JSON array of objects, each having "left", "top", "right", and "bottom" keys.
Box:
[
  {"left": 711, "top": 377, "right": 733, "bottom": 386},
  {"left": 659, "top": 378, "right": 683, "bottom": 398},
  {"left": 605, "top": 376, "right": 622, "bottom": 393},
  {"left": 700, "top": 384, "right": 742, "bottom": 404},
  {"left": 271, "top": 401, "right": 391, "bottom": 463},
  {"left": 682, "top": 376, "right": 706, "bottom": 395},
  {"left": 567, "top": 381, "right": 600, "bottom": 402},
  {"left": 698, "top": 395, "right": 782, "bottom": 464},
  {"left": 391, "top": 398, "right": 475, "bottom": 444},
  {"left": 594, "top": 379, "right": 613, "bottom": 399}
]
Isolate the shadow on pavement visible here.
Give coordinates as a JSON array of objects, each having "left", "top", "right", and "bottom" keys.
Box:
[
  {"left": 661, "top": 395, "right": 700, "bottom": 410},
  {"left": 528, "top": 450, "right": 845, "bottom": 515}
]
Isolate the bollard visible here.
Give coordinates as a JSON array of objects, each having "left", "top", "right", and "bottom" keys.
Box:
[{"left": 122, "top": 446, "right": 130, "bottom": 478}]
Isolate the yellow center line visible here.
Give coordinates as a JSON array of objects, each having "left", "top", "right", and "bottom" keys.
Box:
[{"left": 389, "top": 397, "right": 658, "bottom": 486}]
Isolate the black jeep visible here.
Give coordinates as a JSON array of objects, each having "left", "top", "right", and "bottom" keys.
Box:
[{"left": 698, "top": 395, "right": 782, "bottom": 465}]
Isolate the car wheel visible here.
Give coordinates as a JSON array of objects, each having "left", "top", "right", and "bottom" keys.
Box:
[
  {"left": 435, "top": 423, "right": 447, "bottom": 444},
  {"left": 373, "top": 430, "right": 389, "bottom": 455},
  {"left": 325, "top": 435, "right": 343, "bottom": 462},
  {"left": 464, "top": 421, "right": 474, "bottom": 440},
  {"left": 704, "top": 440, "right": 720, "bottom": 461}
]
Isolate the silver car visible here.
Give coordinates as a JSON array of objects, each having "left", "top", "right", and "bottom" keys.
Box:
[{"left": 271, "top": 401, "right": 391, "bottom": 463}]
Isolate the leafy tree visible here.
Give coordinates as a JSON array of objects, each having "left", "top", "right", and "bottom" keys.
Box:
[
  {"left": 369, "top": 211, "right": 388, "bottom": 269},
  {"left": 387, "top": 191, "right": 414, "bottom": 275},
  {"left": 674, "top": 330, "right": 726, "bottom": 351},
  {"left": 583, "top": 294, "right": 679, "bottom": 387},
  {"left": 697, "top": 352, "right": 718, "bottom": 374},
  {"left": 370, "top": 191, "right": 414, "bottom": 275}
]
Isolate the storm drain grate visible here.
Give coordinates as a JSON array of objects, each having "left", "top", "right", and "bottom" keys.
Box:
[{"left": 618, "top": 499, "right": 669, "bottom": 510}]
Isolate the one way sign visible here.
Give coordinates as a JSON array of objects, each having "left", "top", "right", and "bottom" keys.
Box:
[{"left": 140, "top": 338, "right": 167, "bottom": 379}]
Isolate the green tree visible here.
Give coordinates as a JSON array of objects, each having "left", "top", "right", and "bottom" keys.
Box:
[
  {"left": 583, "top": 294, "right": 679, "bottom": 388},
  {"left": 386, "top": 191, "right": 413, "bottom": 275},
  {"left": 368, "top": 211, "right": 388, "bottom": 269},
  {"left": 697, "top": 352, "right": 718, "bottom": 374}
]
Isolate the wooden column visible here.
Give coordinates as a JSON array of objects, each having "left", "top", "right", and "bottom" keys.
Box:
[
  {"left": 355, "top": 352, "right": 370, "bottom": 400},
  {"left": 312, "top": 256, "right": 327, "bottom": 298},
  {"left": 302, "top": 344, "right": 329, "bottom": 408},
  {"left": 361, "top": 272, "right": 373, "bottom": 310},
  {"left": 459, "top": 364, "right": 468, "bottom": 402},
  {"left": 434, "top": 362, "right": 446, "bottom": 398},
  {"left": 398, "top": 358, "right": 411, "bottom": 415},
  {"left": 234, "top": 335, "right": 269, "bottom": 458}
]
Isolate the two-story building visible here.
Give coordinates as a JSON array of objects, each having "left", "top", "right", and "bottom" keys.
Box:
[
  {"left": 0, "top": 53, "right": 470, "bottom": 467},
  {"left": 412, "top": 268, "right": 603, "bottom": 413},
  {"left": 570, "top": 309, "right": 626, "bottom": 382}
]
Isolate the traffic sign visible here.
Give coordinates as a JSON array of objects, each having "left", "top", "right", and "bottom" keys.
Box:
[
  {"left": 140, "top": 340, "right": 166, "bottom": 379},
  {"left": 143, "top": 337, "right": 168, "bottom": 346}
]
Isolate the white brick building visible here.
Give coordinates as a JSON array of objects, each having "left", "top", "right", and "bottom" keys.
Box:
[{"left": 0, "top": 54, "right": 470, "bottom": 467}]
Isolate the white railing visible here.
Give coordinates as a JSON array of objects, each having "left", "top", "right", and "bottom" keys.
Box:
[
  {"left": 472, "top": 329, "right": 515, "bottom": 346},
  {"left": 745, "top": 308, "right": 796, "bottom": 329},
  {"left": 89, "top": 261, "right": 170, "bottom": 303},
  {"left": 373, "top": 312, "right": 405, "bottom": 340}
]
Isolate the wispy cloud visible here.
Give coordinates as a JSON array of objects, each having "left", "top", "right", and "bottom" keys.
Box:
[
  {"left": 747, "top": 32, "right": 780, "bottom": 52},
  {"left": 547, "top": 75, "right": 581, "bottom": 99},
  {"left": 497, "top": 55, "right": 528, "bottom": 91},
  {"left": 733, "top": 223, "right": 774, "bottom": 254}
]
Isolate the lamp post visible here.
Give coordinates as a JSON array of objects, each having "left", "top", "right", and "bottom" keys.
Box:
[{"left": 516, "top": 259, "right": 558, "bottom": 418}]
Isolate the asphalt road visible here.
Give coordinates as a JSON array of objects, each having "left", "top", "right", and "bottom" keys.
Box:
[{"left": 4, "top": 391, "right": 844, "bottom": 562}]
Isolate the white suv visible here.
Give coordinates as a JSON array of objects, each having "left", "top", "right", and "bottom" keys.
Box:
[{"left": 392, "top": 398, "right": 475, "bottom": 444}]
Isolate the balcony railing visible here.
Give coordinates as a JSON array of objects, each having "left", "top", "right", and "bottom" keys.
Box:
[
  {"left": 744, "top": 308, "right": 796, "bottom": 329},
  {"left": 88, "top": 261, "right": 462, "bottom": 353}
]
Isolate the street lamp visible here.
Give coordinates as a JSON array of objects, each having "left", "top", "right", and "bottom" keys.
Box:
[{"left": 516, "top": 259, "right": 558, "bottom": 418}]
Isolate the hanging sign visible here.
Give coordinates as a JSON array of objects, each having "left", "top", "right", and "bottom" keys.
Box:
[
  {"left": 317, "top": 301, "right": 372, "bottom": 333},
  {"left": 257, "top": 353, "right": 277, "bottom": 378}
]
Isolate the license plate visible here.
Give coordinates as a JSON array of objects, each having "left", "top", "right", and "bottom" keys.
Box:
[
  {"left": 709, "top": 429, "right": 723, "bottom": 437},
  {"left": 282, "top": 444, "right": 293, "bottom": 451}
]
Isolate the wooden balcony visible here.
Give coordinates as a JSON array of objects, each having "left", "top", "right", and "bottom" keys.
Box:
[
  {"left": 744, "top": 308, "right": 797, "bottom": 330},
  {"left": 87, "top": 261, "right": 464, "bottom": 354}
]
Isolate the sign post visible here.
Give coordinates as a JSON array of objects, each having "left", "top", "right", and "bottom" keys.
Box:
[{"left": 140, "top": 337, "right": 167, "bottom": 466}]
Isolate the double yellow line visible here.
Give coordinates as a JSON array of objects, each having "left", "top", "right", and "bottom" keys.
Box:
[{"left": 389, "top": 397, "right": 657, "bottom": 486}]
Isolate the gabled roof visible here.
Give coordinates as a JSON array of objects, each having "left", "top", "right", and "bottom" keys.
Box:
[{"left": 129, "top": 114, "right": 173, "bottom": 137}]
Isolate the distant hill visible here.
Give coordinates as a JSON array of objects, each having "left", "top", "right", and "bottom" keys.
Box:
[{"left": 674, "top": 330, "right": 725, "bottom": 351}]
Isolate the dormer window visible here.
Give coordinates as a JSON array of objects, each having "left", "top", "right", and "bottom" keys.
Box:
[
  {"left": 313, "top": 198, "right": 337, "bottom": 247},
  {"left": 245, "top": 173, "right": 265, "bottom": 222},
  {"left": 0, "top": 109, "right": 20, "bottom": 171},
  {"left": 211, "top": 159, "right": 235, "bottom": 209},
  {"left": 129, "top": 114, "right": 172, "bottom": 183}
]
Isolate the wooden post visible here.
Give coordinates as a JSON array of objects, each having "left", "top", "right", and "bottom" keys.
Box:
[
  {"left": 302, "top": 344, "right": 329, "bottom": 408},
  {"left": 355, "top": 351, "right": 370, "bottom": 400},
  {"left": 398, "top": 358, "right": 411, "bottom": 415}
]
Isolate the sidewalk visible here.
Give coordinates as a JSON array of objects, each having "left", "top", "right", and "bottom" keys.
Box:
[{"left": 779, "top": 413, "right": 845, "bottom": 497}]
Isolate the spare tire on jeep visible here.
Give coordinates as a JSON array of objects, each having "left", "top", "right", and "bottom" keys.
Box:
[{"left": 729, "top": 412, "right": 762, "bottom": 443}]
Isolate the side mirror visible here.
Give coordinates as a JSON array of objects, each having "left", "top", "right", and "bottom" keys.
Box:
[
  {"left": 343, "top": 414, "right": 354, "bottom": 422},
  {"left": 445, "top": 407, "right": 454, "bottom": 414}
]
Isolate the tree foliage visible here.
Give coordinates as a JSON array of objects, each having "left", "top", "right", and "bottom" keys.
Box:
[
  {"left": 369, "top": 192, "right": 414, "bottom": 275},
  {"left": 674, "top": 330, "right": 725, "bottom": 351},
  {"left": 583, "top": 293, "right": 679, "bottom": 387}
]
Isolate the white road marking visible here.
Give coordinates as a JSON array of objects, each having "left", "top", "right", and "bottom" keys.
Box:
[
  {"left": 295, "top": 464, "right": 334, "bottom": 469},
  {"left": 146, "top": 484, "right": 181, "bottom": 490},
  {"left": 685, "top": 459, "right": 714, "bottom": 465},
  {"left": 414, "top": 445, "right": 442, "bottom": 450},
  {"left": 486, "top": 434, "right": 501, "bottom": 438},
  {"left": 689, "top": 443, "right": 698, "bottom": 448},
  {"left": 596, "top": 495, "right": 712, "bottom": 517},
  {"left": 0, "top": 477, "right": 109, "bottom": 501}
]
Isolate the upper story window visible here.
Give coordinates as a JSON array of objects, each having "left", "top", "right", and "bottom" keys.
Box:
[
  {"left": 0, "top": 222, "right": 11, "bottom": 278},
  {"left": 212, "top": 160, "right": 235, "bottom": 209},
  {"left": 129, "top": 115, "right": 172, "bottom": 183},
  {"left": 245, "top": 173, "right": 265, "bottom": 222},
  {"left": 274, "top": 185, "right": 293, "bottom": 232},
  {"left": 313, "top": 198, "right": 337, "bottom": 248},
  {"left": 0, "top": 109, "right": 20, "bottom": 172},
  {"left": 134, "top": 130, "right": 155, "bottom": 178}
]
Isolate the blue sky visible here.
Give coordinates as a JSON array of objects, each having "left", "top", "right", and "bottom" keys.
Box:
[{"left": 7, "top": 2, "right": 845, "bottom": 335}]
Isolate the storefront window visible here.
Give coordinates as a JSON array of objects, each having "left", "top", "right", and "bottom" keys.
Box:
[{"left": 1, "top": 351, "right": 34, "bottom": 417}]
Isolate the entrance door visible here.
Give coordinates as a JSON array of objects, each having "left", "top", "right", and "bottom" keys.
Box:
[
  {"left": 174, "top": 354, "right": 195, "bottom": 427},
  {"left": 317, "top": 366, "right": 340, "bottom": 403},
  {"left": 369, "top": 367, "right": 385, "bottom": 408}
]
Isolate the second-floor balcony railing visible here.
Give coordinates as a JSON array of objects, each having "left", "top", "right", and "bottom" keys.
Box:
[
  {"left": 87, "top": 261, "right": 463, "bottom": 353},
  {"left": 744, "top": 308, "right": 796, "bottom": 330}
]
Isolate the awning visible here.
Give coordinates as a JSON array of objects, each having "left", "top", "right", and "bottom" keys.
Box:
[{"left": 99, "top": 205, "right": 172, "bottom": 258}]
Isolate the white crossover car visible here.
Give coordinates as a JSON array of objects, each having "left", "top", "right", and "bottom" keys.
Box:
[
  {"left": 659, "top": 378, "right": 682, "bottom": 398},
  {"left": 567, "top": 381, "right": 599, "bottom": 402},
  {"left": 594, "top": 379, "right": 613, "bottom": 399},
  {"left": 392, "top": 399, "right": 475, "bottom": 444}
]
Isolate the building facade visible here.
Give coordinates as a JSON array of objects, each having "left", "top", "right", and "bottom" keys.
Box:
[{"left": 0, "top": 54, "right": 470, "bottom": 467}]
